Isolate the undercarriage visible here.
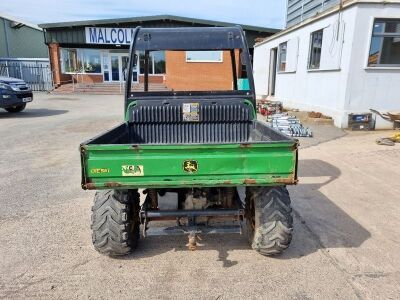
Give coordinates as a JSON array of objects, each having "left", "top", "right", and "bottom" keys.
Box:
[{"left": 140, "top": 188, "right": 245, "bottom": 249}]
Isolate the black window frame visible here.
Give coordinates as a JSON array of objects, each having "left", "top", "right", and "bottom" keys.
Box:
[
  {"left": 368, "top": 18, "right": 400, "bottom": 67},
  {"left": 308, "top": 29, "right": 323, "bottom": 70}
]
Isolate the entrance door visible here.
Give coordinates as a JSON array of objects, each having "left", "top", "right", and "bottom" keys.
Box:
[
  {"left": 110, "top": 55, "right": 120, "bottom": 82},
  {"left": 268, "top": 48, "right": 278, "bottom": 96},
  {"left": 102, "top": 53, "right": 139, "bottom": 83}
]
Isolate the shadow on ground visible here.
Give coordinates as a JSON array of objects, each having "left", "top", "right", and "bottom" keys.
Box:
[
  {"left": 0, "top": 108, "right": 68, "bottom": 118},
  {"left": 113, "top": 159, "right": 370, "bottom": 267},
  {"left": 47, "top": 96, "right": 80, "bottom": 101},
  {"left": 284, "top": 159, "right": 371, "bottom": 258}
]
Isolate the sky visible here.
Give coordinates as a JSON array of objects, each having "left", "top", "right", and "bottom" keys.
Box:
[{"left": 0, "top": 0, "right": 286, "bottom": 29}]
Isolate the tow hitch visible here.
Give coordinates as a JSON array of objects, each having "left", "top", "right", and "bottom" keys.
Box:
[{"left": 140, "top": 209, "right": 244, "bottom": 250}]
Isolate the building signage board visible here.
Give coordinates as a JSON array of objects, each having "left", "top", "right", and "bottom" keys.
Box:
[{"left": 85, "top": 27, "right": 135, "bottom": 45}]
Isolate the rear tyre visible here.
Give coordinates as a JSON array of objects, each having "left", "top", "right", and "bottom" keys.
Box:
[
  {"left": 5, "top": 104, "right": 26, "bottom": 113},
  {"left": 245, "top": 186, "right": 293, "bottom": 256},
  {"left": 91, "top": 189, "right": 140, "bottom": 257}
]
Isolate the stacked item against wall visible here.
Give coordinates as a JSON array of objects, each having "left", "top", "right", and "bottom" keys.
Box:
[
  {"left": 257, "top": 100, "right": 283, "bottom": 117},
  {"left": 348, "top": 113, "right": 374, "bottom": 131},
  {"left": 268, "top": 113, "right": 313, "bottom": 138}
]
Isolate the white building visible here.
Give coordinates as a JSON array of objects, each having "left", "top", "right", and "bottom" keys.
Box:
[{"left": 254, "top": 0, "right": 400, "bottom": 128}]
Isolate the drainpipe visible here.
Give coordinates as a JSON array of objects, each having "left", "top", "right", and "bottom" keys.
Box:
[{"left": 3, "top": 18, "right": 11, "bottom": 57}]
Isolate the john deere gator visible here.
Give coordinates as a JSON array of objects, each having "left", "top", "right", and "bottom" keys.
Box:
[{"left": 80, "top": 27, "right": 298, "bottom": 256}]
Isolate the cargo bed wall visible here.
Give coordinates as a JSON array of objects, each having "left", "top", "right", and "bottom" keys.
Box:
[
  {"left": 81, "top": 141, "right": 298, "bottom": 189},
  {"left": 85, "top": 121, "right": 291, "bottom": 145}
]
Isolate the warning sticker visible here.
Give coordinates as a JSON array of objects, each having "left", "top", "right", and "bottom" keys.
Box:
[
  {"left": 122, "top": 165, "right": 144, "bottom": 177},
  {"left": 90, "top": 168, "right": 110, "bottom": 174},
  {"left": 182, "top": 103, "right": 200, "bottom": 122}
]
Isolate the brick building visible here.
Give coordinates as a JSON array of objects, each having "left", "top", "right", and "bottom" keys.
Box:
[{"left": 39, "top": 15, "right": 278, "bottom": 90}]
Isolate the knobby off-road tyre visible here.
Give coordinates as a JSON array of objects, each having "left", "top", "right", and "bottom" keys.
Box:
[
  {"left": 5, "top": 104, "right": 26, "bottom": 113},
  {"left": 91, "top": 189, "right": 140, "bottom": 257},
  {"left": 245, "top": 186, "right": 293, "bottom": 256}
]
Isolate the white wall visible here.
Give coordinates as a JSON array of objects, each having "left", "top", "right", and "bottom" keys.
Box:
[
  {"left": 254, "top": 3, "right": 400, "bottom": 128},
  {"left": 254, "top": 7, "right": 357, "bottom": 127},
  {"left": 345, "top": 3, "right": 400, "bottom": 129}
]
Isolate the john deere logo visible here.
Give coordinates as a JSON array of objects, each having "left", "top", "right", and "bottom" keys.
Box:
[{"left": 183, "top": 160, "right": 198, "bottom": 173}]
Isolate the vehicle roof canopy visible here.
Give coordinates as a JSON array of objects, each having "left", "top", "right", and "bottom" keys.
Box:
[{"left": 133, "top": 26, "right": 248, "bottom": 51}]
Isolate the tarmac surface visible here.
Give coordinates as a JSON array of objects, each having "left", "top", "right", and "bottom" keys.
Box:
[{"left": 0, "top": 93, "right": 399, "bottom": 299}]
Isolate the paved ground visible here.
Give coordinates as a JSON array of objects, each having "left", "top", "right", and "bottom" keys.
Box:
[{"left": 0, "top": 93, "right": 399, "bottom": 299}]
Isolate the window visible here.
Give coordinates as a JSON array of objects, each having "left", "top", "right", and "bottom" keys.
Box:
[
  {"left": 81, "top": 49, "right": 101, "bottom": 73},
  {"left": 60, "top": 48, "right": 101, "bottom": 73},
  {"left": 368, "top": 19, "right": 400, "bottom": 67},
  {"left": 139, "top": 51, "right": 166, "bottom": 74},
  {"left": 186, "top": 51, "right": 223, "bottom": 62},
  {"left": 153, "top": 51, "right": 166, "bottom": 74},
  {"left": 309, "top": 30, "right": 323, "bottom": 69},
  {"left": 278, "top": 42, "right": 287, "bottom": 71},
  {"left": 60, "top": 48, "right": 81, "bottom": 73}
]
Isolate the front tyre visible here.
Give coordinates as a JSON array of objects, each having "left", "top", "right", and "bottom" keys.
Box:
[
  {"left": 91, "top": 189, "right": 140, "bottom": 257},
  {"left": 5, "top": 104, "right": 26, "bottom": 113},
  {"left": 245, "top": 186, "right": 293, "bottom": 256}
]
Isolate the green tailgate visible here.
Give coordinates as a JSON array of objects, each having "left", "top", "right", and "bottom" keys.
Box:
[{"left": 81, "top": 142, "right": 298, "bottom": 189}]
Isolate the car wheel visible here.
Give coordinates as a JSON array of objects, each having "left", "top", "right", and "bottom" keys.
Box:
[{"left": 5, "top": 104, "right": 26, "bottom": 113}]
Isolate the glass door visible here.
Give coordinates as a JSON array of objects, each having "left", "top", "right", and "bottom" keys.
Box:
[
  {"left": 103, "top": 53, "right": 139, "bottom": 83},
  {"left": 102, "top": 54, "right": 110, "bottom": 82},
  {"left": 111, "top": 55, "right": 120, "bottom": 81},
  {"left": 121, "top": 54, "right": 139, "bottom": 83}
]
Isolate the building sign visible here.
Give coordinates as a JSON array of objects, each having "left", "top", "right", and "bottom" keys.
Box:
[{"left": 85, "top": 27, "right": 135, "bottom": 45}]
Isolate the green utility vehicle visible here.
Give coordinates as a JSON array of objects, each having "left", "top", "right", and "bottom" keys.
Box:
[{"left": 80, "top": 27, "right": 298, "bottom": 256}]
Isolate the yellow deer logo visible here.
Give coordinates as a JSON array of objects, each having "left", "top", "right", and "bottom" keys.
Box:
[{"left": 183, "top": 160, "right": 198, "bottom": 173}]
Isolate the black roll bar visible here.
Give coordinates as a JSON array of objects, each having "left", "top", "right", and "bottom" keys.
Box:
[
  {"left": 236, "top": 25, "right": 255, "bottom": 95},
  {"left": 125, "top": 26, "right": 256, "bottom": 108},
  {"left": 125, "top": 26, "right": 142, "bottom": 111}
]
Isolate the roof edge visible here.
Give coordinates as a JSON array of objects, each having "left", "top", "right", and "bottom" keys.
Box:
[
  {"left": 0, "top": 11, "right": 42, "bottom": 31},
  {"left": 38, "top": 14, "right": 280, "bottom": 33}
]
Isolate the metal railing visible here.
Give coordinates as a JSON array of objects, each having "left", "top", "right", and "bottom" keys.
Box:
[
  {"left": 0, "top": 58, "right": 53, "bottom": 91},
  {"left": 71, "top": 68, "right": 85, "bottom": 92}
]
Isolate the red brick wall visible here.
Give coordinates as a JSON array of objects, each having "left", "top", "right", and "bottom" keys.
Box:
[
  {"left": 165, "top": 50, "right": 240, "bottom": 91},
  {"left": 48, "top": 43, "right": 62, "bottom": 86},
  {"left": 71, "top": 74, "right": 103, "bottom": 83},
  {"left": 139, "top": 75, "right": 164, "bottom": 84}
]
